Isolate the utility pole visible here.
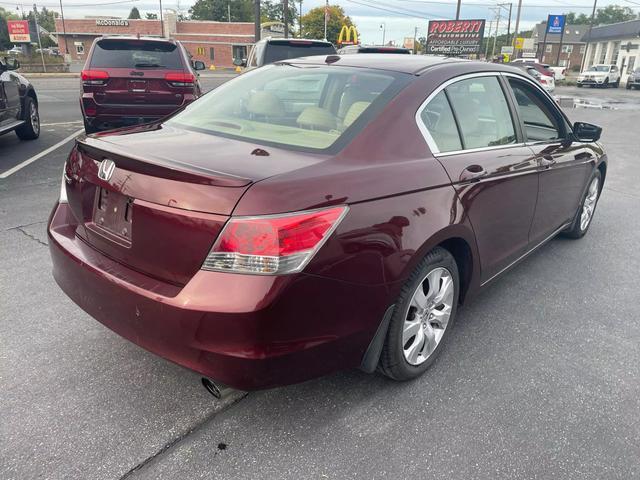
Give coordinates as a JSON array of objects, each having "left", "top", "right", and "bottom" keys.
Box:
[
  {"left": 299, "top": 0, "right": 302, "bottom": 37},
  {"left": 413, "top": 26, "right": 418, "bottom": 54},
  {"left": 506, "top": 3, "right": 512, "bottom": 45},
  {"left": 511, "top": 0, "right": 522, "bottom": 48},
  {"left": 228, "top": 3, "right": 231, "bottom": 22},
  {"left": 59, "top": 0, "right": 69, "bottom": 58},
  {"left": 556, "top": 14, "right": 566, "bottom": 66},
  {"left": 381, "top": 22, "right": 386, "bottom": 45},
  {"left": 255, "top": 0, "right": 261, "bottom": 42},
  {"left": 33, "top": 3, "right": 47, "bottom": 72},
  {"left": 484, "top": 19, "right": 493, "bottom": 59},
  {"left": 159, "top": 0, "right": 164, "bottom": 37},
  {"left": 284, "top": 0, "right": 289, "bottom": 38},
  {"left": 491, "top": 7, "right": 501, "bottom": 59},
  {"left": 455, "top": 0, "right": 461, "bottom": 20},
  {"left": 582, "top": 0, "right": 598, "bottom": 71},
  {"left": 323, "top": 0, "right": 328, "bottom": 40}
]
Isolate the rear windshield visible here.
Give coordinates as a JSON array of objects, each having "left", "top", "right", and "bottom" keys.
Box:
[
  {"left": 264, "top": 42, "right": 336, "bottom": 64},
  {"left": 90, "top": 39, "right": 183, "bottom": 69},
  {"left": 167, "top": 64, "right": 407, "bottom": 152}
]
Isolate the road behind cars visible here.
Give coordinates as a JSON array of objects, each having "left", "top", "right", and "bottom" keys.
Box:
[{"left": 1, "top": 80, "right": 640, "bottom": 479}]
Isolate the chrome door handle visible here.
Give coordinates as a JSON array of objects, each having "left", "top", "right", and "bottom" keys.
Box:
[{"left": 460, "top": 165, "right": 488, "bottom": 182}]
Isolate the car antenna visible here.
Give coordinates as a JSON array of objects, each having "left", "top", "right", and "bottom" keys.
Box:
[{"left": 325, "top": 55, "right": 340, "bottom": 64}]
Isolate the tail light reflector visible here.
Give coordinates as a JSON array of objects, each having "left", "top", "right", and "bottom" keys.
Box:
[
  {"left": 165, "top": 72, "right": 195, "bottom": 87},
  {"left": 202, "top": 206, "right": 348, "bottom": 274},
  {"left": 81, "top": 70, "right": 109, "bottom": 86}
]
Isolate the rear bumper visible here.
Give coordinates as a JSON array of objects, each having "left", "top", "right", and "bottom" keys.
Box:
[
  {"left": 48, "top": 203, "right": 389, "bottom": 390},
  {"left": 81, "top": 93, "right": 195, "bottom": 130}
]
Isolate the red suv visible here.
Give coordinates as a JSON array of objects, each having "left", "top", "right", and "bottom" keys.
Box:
[{"left": 80, "top": 36, "right": 204, "bottom": 133}]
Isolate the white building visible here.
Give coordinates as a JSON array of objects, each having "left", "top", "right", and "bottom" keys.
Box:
[{"left": 583, "top": 19, "right": 640, "bottom": 85}]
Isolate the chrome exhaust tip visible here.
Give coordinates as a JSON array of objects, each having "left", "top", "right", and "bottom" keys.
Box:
[{"left": 201, "top": 377, "right": 232, "bottom": 400}]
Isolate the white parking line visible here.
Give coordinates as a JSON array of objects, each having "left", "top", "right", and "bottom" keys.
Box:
[
  {"left": 0, "top": 128, "right": 84, "bottom": 179},
  {"left": 40, "top": 121, "right": 83, "bottom": 127}
]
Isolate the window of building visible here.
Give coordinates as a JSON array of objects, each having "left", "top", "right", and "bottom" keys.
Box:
[
  {"left": 611, "top": 41, "right": 621, "bottom": 64},
  {"left": 74, "top": 42, "right": 84, "bottom": 55},
  {"left": 196, "top": 47, "right": 205, "bottom": 56},
  {"left": 628, "top": 56, "right": 636, "bottom": 74},
  {"left": 209, "top": 47, "right": 215, "bottom": 61},
  {"left": 561, "top": 45, "right": 573, "bottom": 54},
  {"left": 444, "top": 76, "right": 516, "bottom": 150},
  {"left": 598, "top": 43, "right": 607, "bottom": 63},
  {"left": 580, "top": 45, "right": 586, "bottom": 54},
  {"left": 559, "top": 59, "right": 568, "bottom": 67},
  {"left": 232, "top": 45, "right": 248, "bottom": 62},
  {"left": 546, "top": 44, "right": 553, "bottom": 53}
]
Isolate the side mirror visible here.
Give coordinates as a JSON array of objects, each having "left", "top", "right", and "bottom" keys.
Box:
[
  {"left": 573, "top": 122, "right": 602, "bottom": 142},
  {"left": 193, "top": 60, "right": 206, "bottom": 71},
  {"left": 4, "top": 57, "right": 20, "bottom": 70},
  {"left": 233, "top": 57, "right": 246, "bottom": 67}
]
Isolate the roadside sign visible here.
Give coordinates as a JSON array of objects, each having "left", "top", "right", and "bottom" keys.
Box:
[
  {"left": 514, "top": 37, "right": 524, "bottom": 49},
  {"left": 523, "top": 38, "right": 534, "bottom": 50},
  {"left": 426, "top": 19, "right": 485, "bottom": 56},
  {"left": 501, "top": 46, "right": 514, "bottom": 55},
  {"left": 522, "top": 51, "right": 536, "bottom": 58},
  {"left": 546, "top": 15, "right": 565, "bottom": 34},
  {"left": 7, "top": 20, "right": 30, "bottom": 43}
]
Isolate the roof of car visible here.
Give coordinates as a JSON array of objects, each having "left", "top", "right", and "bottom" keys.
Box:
[
  {"left": 97, "top": 35, "right": 177, "bottom": 43},
  {"left": 261, "top": 37, "right": 332, "bottom": 45},
  {"left": 282, "top": 53, "right": 467, "bottom": 74}
]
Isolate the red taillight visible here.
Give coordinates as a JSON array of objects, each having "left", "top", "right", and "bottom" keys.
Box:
[
  {"left": 81, "top": 70, "right": 109, "bottom": 86},
  {"left": 165, "top": 72, "right": 195, "bottom": 87},
  {"left": 540, "top": 78, "right": 548, "bottom": 84},
  {"left": 202, "top": 206, "right": 348, "bottom": 274}
]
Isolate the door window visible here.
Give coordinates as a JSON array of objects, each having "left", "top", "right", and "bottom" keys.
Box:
[
  {"left": 507, "top": 78, "right": 562, "bottom": 142},
  {"left": 444, "top": 76, "right": 517, "bottom": 150}
]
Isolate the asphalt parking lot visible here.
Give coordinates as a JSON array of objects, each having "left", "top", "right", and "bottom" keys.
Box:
[{"left": 1, "top": 78, "right": 640, "bottom": 479}]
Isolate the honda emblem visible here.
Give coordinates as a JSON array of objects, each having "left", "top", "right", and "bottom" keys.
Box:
[{"left": 97, "top": 159, "right": 116, "bottom": 181}]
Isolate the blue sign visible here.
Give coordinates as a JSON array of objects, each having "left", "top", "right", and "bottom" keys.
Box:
[{"left": 547, "top": 15, "right": 565, "bottom": 34}]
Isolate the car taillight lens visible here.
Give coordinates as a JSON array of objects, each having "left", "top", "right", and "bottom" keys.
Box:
[
  {"left": 81, "top": 70, "right": 109, "bottom": 86},
  {"left": 165, "top": 72, "right": 195, "bottom": 87},
  {"left": 202, "top": 206, "right": 348, "bottom": 275},
  {"left": 540, "top": 78, "right": 548, "bottom": 84}
]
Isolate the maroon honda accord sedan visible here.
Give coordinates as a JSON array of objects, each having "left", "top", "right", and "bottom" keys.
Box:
[{"left": 49, "top": 55, "right": 606, "bottom": 391}]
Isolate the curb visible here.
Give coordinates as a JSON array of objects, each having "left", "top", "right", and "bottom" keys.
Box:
[{"left": 21, "top": 72, "right": 79, "bottom": 78}]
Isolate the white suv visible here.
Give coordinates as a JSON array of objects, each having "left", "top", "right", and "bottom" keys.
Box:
[{"left": 577, "top": 64, "right": 621, "bottom": 88}]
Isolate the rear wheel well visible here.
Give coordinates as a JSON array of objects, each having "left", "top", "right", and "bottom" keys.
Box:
[
  {"left": 438, "top": 237, "right": 472, "bottom": 304},
  {"left": 597, "top": 162, "right": 606, "bottom": 191}
]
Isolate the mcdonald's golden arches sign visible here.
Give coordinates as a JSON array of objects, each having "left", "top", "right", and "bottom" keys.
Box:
[{"left": 338, "top": 25, "right": 358, "bottom": 46}]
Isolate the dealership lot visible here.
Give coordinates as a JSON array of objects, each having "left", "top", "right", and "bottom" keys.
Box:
[{"left": 2, "top": 78, "right": 640, "bottom": 479}]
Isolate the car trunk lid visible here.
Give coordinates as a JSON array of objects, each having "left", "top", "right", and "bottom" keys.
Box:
[{"left": 64, "top": 124, "right": 326, "bottom": 285}]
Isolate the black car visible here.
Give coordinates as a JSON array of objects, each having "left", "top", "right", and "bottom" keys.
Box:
[
  {"left": 626, "top": 68, "right": 640, "bottom": 90},
  {"left": 239, "top": 38, "right": 336, "bottom": 69},
  {"left": 0, "top": 57, "right": 40, "bottom": 140}
]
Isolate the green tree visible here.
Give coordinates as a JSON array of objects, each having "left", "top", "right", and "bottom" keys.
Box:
[
  {"left": 128, "top": 7, "right": 141, "bottom": 19},
  {"left": 595, "top": 5, "right": 637, "bottom": 24},
  {"left": 145, "top": 12, "right": 158, "bottom": 20},
  {"left": 301, "top": 5, "right": 354, "bottom": 43},
  {"left": 565, "top": 12, "right": 591, "bottom": 25},
  {"left": 189, "top": 0, "right": 253, "bottom": 22},
  {"left": 27, "top": 6, "right": 57, "bottom": 47},
  {"left": 261, "top": 0, "right": 297, "bottom": 32},
  {"left": 1, "top": 7, "right": 20, "bottom": 50}
]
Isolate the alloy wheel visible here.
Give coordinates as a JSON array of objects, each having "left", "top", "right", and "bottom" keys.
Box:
[
  {"left": 30, "top": 102, "right": 40, "bottom": 135},
  {"left": 580, "top": 177, "right": 599, "bottom": 231},
  {"left": 402, "top": 267, "right": 454, "bottom": 366}
]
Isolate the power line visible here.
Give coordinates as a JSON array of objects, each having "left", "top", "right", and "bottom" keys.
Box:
[
  {"left": 345, "top": 0, "right": 451, "bottom": 19},
  {"left": 391, "top": 0, "right": 640, "bottom": 9}
]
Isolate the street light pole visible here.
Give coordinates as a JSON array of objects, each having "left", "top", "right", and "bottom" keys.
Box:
[
  {"left": 512, "top": 0, "right": 522, "bottom": 48},
  {"left": 299, "top": 0, "right": 302, "bottom": 37},
  {"left": 455, "top": 0, "right": 461, "bottom": 20},
  {"left": 381, "top": 22, "right": 386, "bottom": 45},
  {"left": 159, "top": 0, "right": 164, "bottom": 37},
  {"left": 255, "top": 0, "right": 261, "bottom": 42},
  {"left": 284, "top": 0, "right": 289, "bottom": 38}
]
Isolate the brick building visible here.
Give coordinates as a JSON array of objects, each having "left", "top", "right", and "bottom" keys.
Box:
[
  {"left": 54, "top": 14, "right": 254, "bottom": 67},
  {"left": 532, "top": 23, "right": 588, "bottom": 69}
]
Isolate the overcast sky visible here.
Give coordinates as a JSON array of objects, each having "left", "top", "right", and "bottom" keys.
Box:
[{"left": 4, "top": 0, "right": 640, "bottom": 44}]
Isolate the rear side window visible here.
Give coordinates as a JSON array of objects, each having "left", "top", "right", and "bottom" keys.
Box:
[
  {"left": 420, "top": 91, "right": 461, "bottom": 153},
  {"left": 445, "top": 77, "right": 516, "bottom": 150},
  {"left": 90, "top": 40, "right": 183, "bottom": 69},
  {"left": 264, "top": 42, "right": 336, "bottom": 64}
]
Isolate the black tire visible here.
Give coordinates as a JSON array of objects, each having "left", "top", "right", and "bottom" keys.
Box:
[
  {"left": 627, "top": 83, "right": 632, "bottom": 90},
  {"left": 577, "top": 83, "right": 583, "bottom": 88},
  {"left": 378, "top": 247, "right": 460, "bottom": 381},
  {"left": 83, "top": 118, "right": 98, "bottom": 134},
  {"left": 15, "top": 96, "right": 40, "bottom": 140},
  {"left": 563, "top": 170, "right": 602, "bottom": 239},
  {"left": 613, "top": 80, "right": 620, "bottom": 88}
]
